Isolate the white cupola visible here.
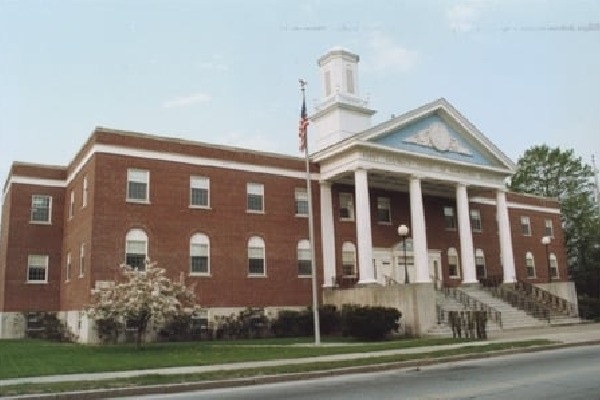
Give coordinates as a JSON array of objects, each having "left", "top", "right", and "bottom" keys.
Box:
[{"left": 311, "top": 47, "right": 376, "bottom": 151}]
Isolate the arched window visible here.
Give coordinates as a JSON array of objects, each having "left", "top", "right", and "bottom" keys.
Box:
[
  {"left": 190, "top": 233, "right": 210, "bottom": 275},
  {"left": 526, "top": 251, "right": 535, "bottom": 278},
  {"left": 248, "top": 236, "right": 265, "bottom": 276},
  {"left": 475, "top": 248, "right": 486, "bottom": 279},
  {"left": 448, "top": 248, "right": 460, "bottom": 277},
  {"left": 297, "top": 240, "right": 312, "bottom": 276},
  {"left": 550, "top": 252, "right": 558, "bottom": 278},
  {"left": 341, "top": 242, "right": 356, "bottom": 277},
  {"left": 125, "top": 229, "right": 148, "bottom": 271}
]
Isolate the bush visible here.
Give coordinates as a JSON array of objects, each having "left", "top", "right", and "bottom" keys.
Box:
[
  {"left": 578, "top": 296, "right": 600, "bottom": 321},
  {"left": 271, "top": 310, "right": 313, "bottom": 338},
  {"left": 341, "top": 305, "right": 401, "bottom": 341}
]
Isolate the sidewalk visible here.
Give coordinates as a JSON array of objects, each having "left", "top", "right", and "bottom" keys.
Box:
[{"left": 1, "top": 323, "right": 599, "bottom": 389}]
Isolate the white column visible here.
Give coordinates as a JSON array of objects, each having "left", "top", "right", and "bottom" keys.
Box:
[
  {"left": 456, "top": 183, "right": 477, "bottom": 284},
  {"left": 320, "top": 182, "right": 336, "bottom": 287},
  {"left": 409, "top": 176, "right": 430, "bottom": 283},
  {"left": 497, "top": 190, "right": 516, "bottom": 283},
  {"left": 354, "top": 169, "right": 376, "bottom": 284}
]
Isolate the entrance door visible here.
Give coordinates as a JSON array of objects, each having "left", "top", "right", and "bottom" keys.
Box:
[{"left": 428, "top": 250, "right": 442, "bottom": 289}]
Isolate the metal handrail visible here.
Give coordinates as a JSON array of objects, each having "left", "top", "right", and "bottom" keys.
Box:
[
  {"left": 514, "top": 281, "right": 578, "bottom": 317},
  {"left": 443, "top": 287, "right": 503, "bottom": 329}
]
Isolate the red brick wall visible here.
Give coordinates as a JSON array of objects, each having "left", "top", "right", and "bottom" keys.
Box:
[{"left": 1, "top": 183, "right": 63, "bottom": 312}]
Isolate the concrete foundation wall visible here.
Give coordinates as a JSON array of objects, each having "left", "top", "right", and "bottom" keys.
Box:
[
  {"left": 536, "top": 281, "right": 579, "bottom": 316},
  {"left": 0, "top": 312, "right": 25, "bottom": 339},
  {"left": 323, "top": 283, "right": 436, "bottom": 336}
]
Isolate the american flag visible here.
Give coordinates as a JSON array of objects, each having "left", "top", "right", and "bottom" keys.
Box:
[{"left": 299, "top": 95, "right": 309, "bottom": 152}]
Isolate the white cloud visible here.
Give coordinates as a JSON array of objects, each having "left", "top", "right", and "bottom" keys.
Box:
[
  {"left": 163, "top": 92, "right": 212, "bottom": 109},
  {"left": 365, "top": 32, "right": 419, "bottom": 73},
  {"left": 447, "top": 1, "right": 491, "bottom": 33},
  {"left": 196, "top": 54, "right": 229, "bottom": 71}
]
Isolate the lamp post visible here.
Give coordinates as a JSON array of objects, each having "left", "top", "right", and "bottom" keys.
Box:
[
  {"left": 398, "top": 224, "right": 410, "bottom": 284},
  {"left": 542, "top": 236, "right": 551, "bottom": 284}
]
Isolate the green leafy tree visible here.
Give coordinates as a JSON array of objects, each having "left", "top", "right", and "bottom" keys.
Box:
[
  {"left": 88, "top": 260, "right": 197, "bottom": 348},
  {"left": 509, "top": 145, "right": 600, "bottom": 299}
]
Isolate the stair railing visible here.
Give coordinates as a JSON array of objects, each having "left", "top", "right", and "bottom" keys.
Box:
[
  {"left": 443, "top": 287, "right": 503, "bottom": 329},
  {"left": 515, "top": 281, "right": 578, "bottom": 317}
]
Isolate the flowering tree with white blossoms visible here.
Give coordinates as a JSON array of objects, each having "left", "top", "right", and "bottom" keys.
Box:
[{"left": 88, "top": 260, "right": 197, "bottom": 347}]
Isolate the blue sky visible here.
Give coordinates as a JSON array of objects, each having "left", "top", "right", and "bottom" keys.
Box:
[{"left": 1, "top": 0, "right": 599, "bottom": 190}]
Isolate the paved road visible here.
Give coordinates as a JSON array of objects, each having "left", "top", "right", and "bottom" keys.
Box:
[{"left": 117, "top": 344, "right": 600, "bottom": 400}]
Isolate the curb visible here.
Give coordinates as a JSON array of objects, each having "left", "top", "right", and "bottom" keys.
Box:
[{"left": 8, "top": 340, "right": 600, "bottom": 400}]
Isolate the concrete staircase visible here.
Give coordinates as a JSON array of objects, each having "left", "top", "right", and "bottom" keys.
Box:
[{"left": 427, "top": 285, "right": 583, "bottom": 337}]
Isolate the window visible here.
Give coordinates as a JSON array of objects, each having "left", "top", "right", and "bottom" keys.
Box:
[
  {"left": 448, "top": 247, "right": 460, "bottom": 277},
  {"left": 66, "top": 252, "right": 71, "bottom": 282},
  {"left": 526, "top": 252, "right": 535, "bottom": 278},
  {"left": 190, "top": 233, "right": 210, "bottom": 275},
  {"left": 475, "top": 249, "right": 486, "bottom": 279},
  {"left": 27, "top": 255, "right": 48, "bottom": 283},
  {"left": 521, "top": 216, "right": 531, "bottom": 236},
  {"left": 377, "top": 197, "right": 391, "bottom": 224},
  {"left": 127, "top": 169, "right": 149, "bottom": 202},
  {"left": 190, "top": 176, "right": 210, "bottom": 208},
  {"left": 247, "top": 183, "right": 264, "bottom": 212},
  {"left": 248, "top": 236, "right": 266, "bottom": 275},
  {"left": 444, "top": 206, "right": 456, "bottom": 230},
  {"left": 295, "top": 188, "right": 308, "bottom": 216},
  {"left": 346, "top": 65, "right": 355, "bottom": 94},
  {"left": 69, "top": 190, "right": 75, "bottom": 219},
  {"left": 297, "top": 240, "right": 312, "bottom": 276},
  {"left": 125, "top": 229, "right": 148, "bottom": 271},
  {"left": 30, "top": 195, "right": 51, "bottom": 223},
  {"left": 341, "top": 242, "right": 356, "bottom": 276},
  {"left": 550, "top": 253, "right": 559, "bottom": 278},
  {"left": 79, "top": 243, "right": 85, "bottom": 277},
  {"left": 339, "top": 193, "right": 354, "bottom": 220},
  {"left": 544, "top": 219, "right": 554, "bottom": 237},
  {"left": 470, "top": 209, "right": 482, "bottom": 232},
  {"left": 82, "top": 176, "right": 88, "bottom": 208}
]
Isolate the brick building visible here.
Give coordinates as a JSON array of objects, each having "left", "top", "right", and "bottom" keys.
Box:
[{"left": 0, "top": 48, "right": 576, "bottom": 341}]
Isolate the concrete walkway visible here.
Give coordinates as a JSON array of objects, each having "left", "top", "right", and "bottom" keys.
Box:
[{"left": 1, "top": 323, "right": 599, "bottom": 389}]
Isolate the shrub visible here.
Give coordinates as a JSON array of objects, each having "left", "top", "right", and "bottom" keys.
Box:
[
  {"left": 341, "top": 305, "right": 401, "bottom": 341},
  {"left": 578, "top": 296, "right": 600, "bottom": 321},
  {"left": 271, "top": 310, "right": 313, "bottom": 338}
]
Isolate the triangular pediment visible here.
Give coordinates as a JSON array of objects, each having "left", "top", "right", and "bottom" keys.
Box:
[{"left": 360, "top": 99, "right": 515, "bottom": 171}]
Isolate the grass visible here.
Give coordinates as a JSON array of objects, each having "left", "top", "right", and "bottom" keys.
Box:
[
  {"left": 0, "top": 336, "right": 469, "bottom": 379},
  {"left": 0, "top": 339, "right": 553, "bottom": 397}
]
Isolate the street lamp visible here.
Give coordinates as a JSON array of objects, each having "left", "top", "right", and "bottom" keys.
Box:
[
  {"left": 542, "top": 236, "right": 552, "bottom": 284},
  {"left": 398, "top": 224, "right": 410, "bottom": 284}
]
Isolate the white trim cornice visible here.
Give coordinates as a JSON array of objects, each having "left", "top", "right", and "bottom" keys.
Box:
[{"left": 470, "top": 196, "right": 561, "bottom": 214}]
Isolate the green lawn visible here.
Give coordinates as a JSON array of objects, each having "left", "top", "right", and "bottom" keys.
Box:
[{"left": 0, "top": 337, "right": 471, "bottom": 379}]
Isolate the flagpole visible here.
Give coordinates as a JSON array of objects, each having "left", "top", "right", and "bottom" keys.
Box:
[{"left": 300, "top": 79, "right": 321, "bottom": 345}]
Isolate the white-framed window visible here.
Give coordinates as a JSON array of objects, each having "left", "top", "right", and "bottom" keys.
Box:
[
  {"left": 248, "top": 236, "right": 266, "bottom": 276},
  {"left": 65, "top": 252, "right": 71, "bottom": 282},
  {"left": 521, "top": 216, "right": 531, "bottom": 236},
  {"left": 125, "top": 229, "right": 148, "bottom": 271},
  {"left": 550, "top": 252, "right": 559, "bottom": 278},
  {"left": 79, "top": 243, "right": 85, "bottom": 277},
  {"left": 544, "top": 219, "right": 554, "bottom": 237},
  {"left": 526, "top": 251, "right": 535, "bottom": 278},
  {"left": 30, "top": 195, "right": 51, "bottom": 224},
  {"left": 470, "top": 209, "right": 482, "bottom": 232},
  {"left": 127, "top": 169, "right": 149, "bottom": 202},
  {"left": 247, "top": 183, "right": 264, "bottom": 213},
  {"left": 297, "top": 239, "right": 312, "bottom": 276},
  {"left": 341, "top": 241, "right": 356, "bottom": 276},
  {"left": 27, "top": 255, "right": 48, "bottom": 283},
  {"left": 295, "top": 188, "right": 308, "bottom": 216},
  {"left": 475, "top": 248, "right": 486, "bottom": 279},
  {"left": 377, "top": 197, "right": 391, "bottom": 224},
  {"left": 190, "top": 233, "right": 210, "bottom": 275},
  {"left": 339, "top": 193, "right": 354, "bottom": 220},
  {"left": 448, "top": 247, "right": 460, "bottom": 277},
  {"left": 190, "top": 176, "right": 210, "bottom": 208},
  {"left": 444, "top": 206, "right": 456, "bottom": 230},
  {"left": 82, "top": 176, "right": 88, "bottom": 208},
  {"left": 69, "top": 190, "right": 75, "bottom": 219}
]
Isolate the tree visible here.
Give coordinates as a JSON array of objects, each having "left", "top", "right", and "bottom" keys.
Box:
[
  {"left": 509, "top": 145, "right": 600, "bottom": 296},
  {"left": 88, "top": 260, "right": 197, "bottom": 347}
]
